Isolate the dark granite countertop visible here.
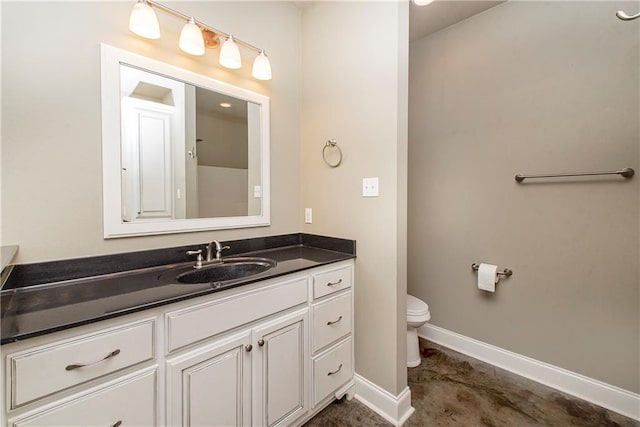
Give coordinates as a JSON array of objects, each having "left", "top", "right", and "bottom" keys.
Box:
[{"left": 0, "top": 234, "right": 355, "bottom": 345}]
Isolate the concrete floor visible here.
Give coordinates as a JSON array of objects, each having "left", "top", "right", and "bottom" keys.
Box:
[{"left": 305, "top": 339, "right": 639, "bottom": 427}]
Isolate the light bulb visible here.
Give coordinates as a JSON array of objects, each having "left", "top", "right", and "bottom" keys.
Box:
[
  {"left": 219, "top": 35, "right": 242, "bottom": 69},
  {"left": 129, "top": 0, "right": 160, "bottom": 39},
  {"left": 179, "top": 18, "right": 205, "bottom": 56},
  {"left": 252, "top": 50, "right": 272, "bottom": 81}
]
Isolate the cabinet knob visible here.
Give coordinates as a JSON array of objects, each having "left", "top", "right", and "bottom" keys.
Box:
[
  {"left": 258, "top": 339, "right": 265, "bottom": 347},
  {"left": 111, "top": 421, "right": 122, "bottom": 427},
  {"left": 245, "top": 344, "right": 253, "bottom": 352}
]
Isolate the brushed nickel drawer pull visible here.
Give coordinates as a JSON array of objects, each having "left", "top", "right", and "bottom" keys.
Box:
[
  {"left": 327, "top": 316, "right": 343, "bottom": 326},
  {"left": 258, "top": 339, "right": 265, "bottom": 347},
  {"left": 245, "top": 344, "right": 253, "bottom": 352},
  {"left": 112, "top": 421, "right": 122, "bottom": 427},
  {"left": 65, "top": 349, "right": 121, "bottom": 371},
  {"left": 326, "top": 279, "right": 342, "bottom": 287},
  {"left": 327, "top": 363, "right": 343, "bottom": 376}
]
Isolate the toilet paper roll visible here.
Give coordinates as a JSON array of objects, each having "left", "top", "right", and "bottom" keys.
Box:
[{"left": 478, "top": 263, "right": 497, "bottom": 292}]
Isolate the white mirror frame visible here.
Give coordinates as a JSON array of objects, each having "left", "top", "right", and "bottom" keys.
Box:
[{"left": 101, "top": 44, "right": 270, "bottom": 238}]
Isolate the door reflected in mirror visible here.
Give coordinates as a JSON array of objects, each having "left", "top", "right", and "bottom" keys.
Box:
[{"left": 120, "top": 64, "right": 262, "bottom": 223}]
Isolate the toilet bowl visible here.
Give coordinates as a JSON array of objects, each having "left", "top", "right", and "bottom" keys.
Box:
[{"left": 406, "top": 294, "right": 430, "bottom": 368}]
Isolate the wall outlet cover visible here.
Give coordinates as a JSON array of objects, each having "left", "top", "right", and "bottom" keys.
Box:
[{"left": 362, "top": 177, "right": 379, "bottom": 197}]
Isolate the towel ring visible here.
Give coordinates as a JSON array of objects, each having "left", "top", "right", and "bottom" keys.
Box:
[{"left": 323, "top": 139, "right": 343, "bottom": 168}]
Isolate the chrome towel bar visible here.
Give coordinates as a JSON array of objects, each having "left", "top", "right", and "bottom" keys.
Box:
[{"left": 515, "top": 167, "right": 634, "bottom": 183}]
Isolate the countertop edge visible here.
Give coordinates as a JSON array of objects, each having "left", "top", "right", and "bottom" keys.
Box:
[{"left": 1, "top": 252, "right": 355, "bottom": 345}]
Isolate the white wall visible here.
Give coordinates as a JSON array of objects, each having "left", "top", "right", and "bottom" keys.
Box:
[
  {"left": 1, "top": 1, "right": 301, "bottom": 262},
  {"left": 408, "top": 1, "right": 639, "bottom": 393},
  {"left": 300, "top": 1, "right": 409, "bottom": 396},
  {"left": 1, "top": 0, "right": 411, "bottom": 403}
]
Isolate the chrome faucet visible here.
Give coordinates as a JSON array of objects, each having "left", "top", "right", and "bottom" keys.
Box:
[{"left": 206, "top": 240, "right": 230, "bottom": 262}]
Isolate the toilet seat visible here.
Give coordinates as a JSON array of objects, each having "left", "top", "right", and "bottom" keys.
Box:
[{"left": 407, "top": 294, "right": 429, "bottom": 317}]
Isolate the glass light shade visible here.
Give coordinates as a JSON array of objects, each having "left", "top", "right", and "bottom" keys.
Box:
[
  {"left": 179, "top": 18, "right": 205, "bottom": 56},
  {"left": 219, "top": 35, "right": 242, "bottom": 69},
  {"left": 413, "top": 0, "right": 434, "bottom": 5},
  {"left": 252, "top": 50, "right": 272, "bottom": 81},
  {"left": 129, "top": 0, "right": 160, "bottom": 39}
]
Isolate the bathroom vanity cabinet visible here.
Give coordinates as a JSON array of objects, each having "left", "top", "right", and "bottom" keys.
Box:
[{"left": 0, "top": 259, "right": 355, "bottom": 427}]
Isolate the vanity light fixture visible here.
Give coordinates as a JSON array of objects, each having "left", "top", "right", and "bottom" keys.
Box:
[
  {"left": 252, "top": 49, "right": 272, "bottom": 81},
  {"left": 179, "top": 18, "right": 205, "bottom": 56},
  {"left": 413, "top": 0, "right": 435, "bottom": 5},
  {"left": 129, "top": 0, "right": 160, "bottom": 39},
  {"left": 128, "top": 0, "right": 272, "bottom": 80},
  {"left": 219, "top": 35, "right": 242, "bottom": 69}
]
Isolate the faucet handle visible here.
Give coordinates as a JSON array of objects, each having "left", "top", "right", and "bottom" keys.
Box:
[
  {"left": 187, "top": 250, "right": 203, "bottom": 268},
  {"left": 214, "top": 245, "right": 231, "bottom": 261}
]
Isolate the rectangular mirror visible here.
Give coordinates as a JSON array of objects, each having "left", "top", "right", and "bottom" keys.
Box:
[{"left": 101, "top": 44, "right": 270, "bottom": 238}]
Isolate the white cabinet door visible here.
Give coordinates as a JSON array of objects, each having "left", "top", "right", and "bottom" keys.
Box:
[
  {"left": 167, "top": 331, "right": 252, "bottom": 427},
  {"left": 252, "top": 309, "right": 308, "bottom": 427}
]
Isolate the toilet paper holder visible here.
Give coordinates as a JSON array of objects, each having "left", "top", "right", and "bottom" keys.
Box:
[{"left": 471, "top": 263, "right": 513, "bottom": 284}]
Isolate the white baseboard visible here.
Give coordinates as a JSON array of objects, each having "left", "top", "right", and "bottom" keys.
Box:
[
  {"left": 419, "top": 324, "right": 640, "bottom": 421},
  {"left": 354, "top": 373, "right": 415, "bottom": 426}
]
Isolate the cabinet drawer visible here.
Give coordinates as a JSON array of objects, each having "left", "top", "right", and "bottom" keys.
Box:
[
  {"left": 312, "top": 265, "right": 352, "bottom": 300},
  {"left": 313, "top": 339, "right": 353, "bottom": 406},
  {"left": 9, "top": 319, "right": 155, "bottom": 408},
  {"left": 312, "top": 293, "right": 352, "bottom": 353},
  {"left": 166, "top": 277, "right": 307, "bottom": 352},
  {"left": 9, "top": 368, "right": 157, "bottom": 427}
]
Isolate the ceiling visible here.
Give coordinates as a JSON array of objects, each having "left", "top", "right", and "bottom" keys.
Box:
[
  {"left": 196, "top": 87, "right": 248, "bottom": 120},
  {"left": 410, "top": 0, "right": 505, "bottom": 42},
  {"left": 294, "top": 1, "right": 505, "bottom": 43}
]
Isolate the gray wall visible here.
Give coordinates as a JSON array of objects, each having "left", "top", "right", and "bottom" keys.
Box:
[
  {"left": 408, "top": 1, "right": 639, "bottom": 392},
  {"left": 1, "top": 1, "right": 301, "bottom": 262},
  {"left": 196, "top": 112, "right": 248, "bottom": 169},
  {"left": 301, "top": 2, "right": 409, "bottom": 396}
]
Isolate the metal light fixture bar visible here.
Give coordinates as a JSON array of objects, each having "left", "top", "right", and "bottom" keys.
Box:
[{"left": 146, "top": 0, "right": 262, "bottom": 53}]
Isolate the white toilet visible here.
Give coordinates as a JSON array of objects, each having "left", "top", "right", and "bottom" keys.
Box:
[{"left": 406, "top": 294, "right": 430, "bottom": 368}]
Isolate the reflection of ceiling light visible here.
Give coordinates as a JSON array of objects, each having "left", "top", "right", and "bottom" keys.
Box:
[
  {"left": 220, "top": 102, "right": 232, "bottom": 108},
  {"left": 413, "top": 0, "right": 434, "bottom": 5}
]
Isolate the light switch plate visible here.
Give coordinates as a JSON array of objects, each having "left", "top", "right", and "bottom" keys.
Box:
[
  {"left": 362, "top": 177, "right": 379, "bottom": 197},
  {"left": 305, "top": 208, "right": 313, "bottom": 224},
  {"left": 253, "top": 185, "right": 261, "bottom": 198}
]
